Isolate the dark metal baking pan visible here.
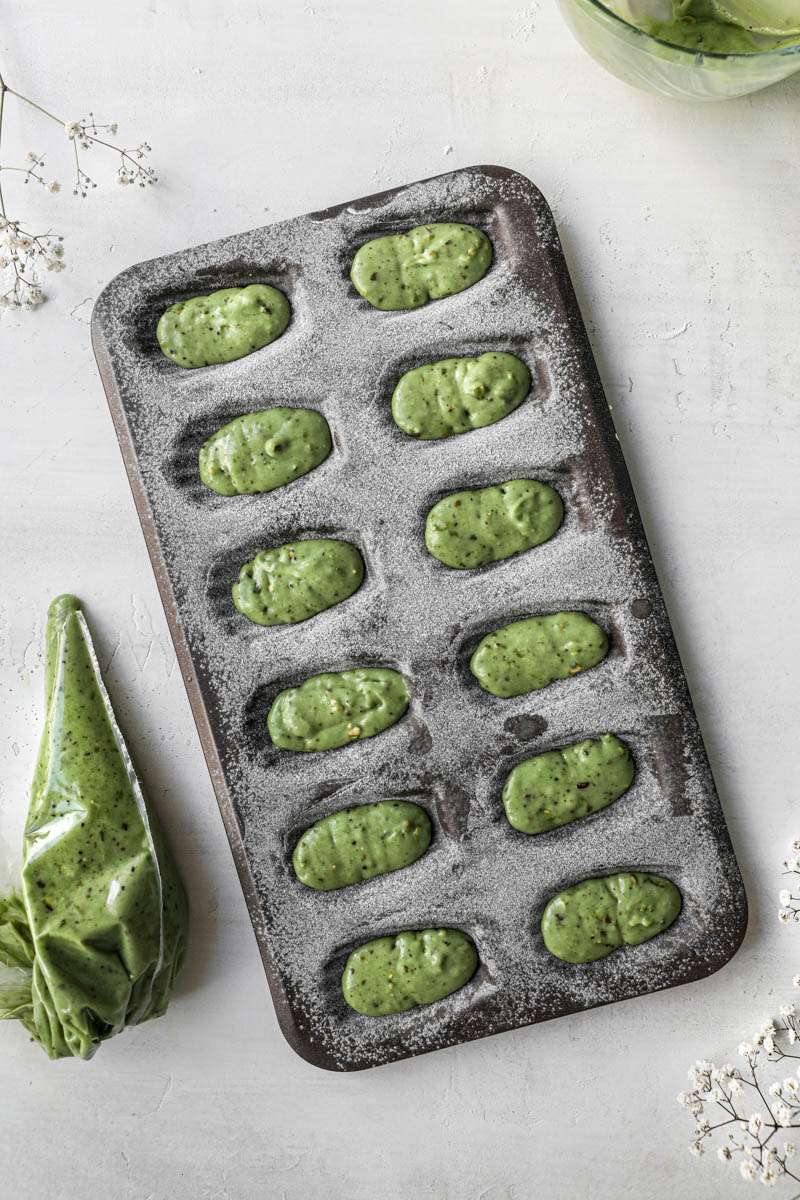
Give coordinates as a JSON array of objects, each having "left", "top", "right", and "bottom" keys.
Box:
[{"left": 91, "top": 164, "right": 747, "bottom": 1071}]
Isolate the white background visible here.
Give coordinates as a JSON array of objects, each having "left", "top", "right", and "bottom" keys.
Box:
[{"left": 1, "top": 3, "right": 799, "bottom": 1197}]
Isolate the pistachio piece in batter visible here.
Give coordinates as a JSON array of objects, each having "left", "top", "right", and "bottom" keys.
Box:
[
  {"left": 267, "top": 668, "right": 409, "bottom": 753},
  {"left": 233, "top": 539, "right": 364, "bottom": 627},
  {"left": 392, "top": 352, "right": 530, "bottom": 440},
  {"left": 502, "top": 734, "right": 634, "bottom": 835},
  {"left": 541, "top": 873, "right": 682, "bottom": 964},
  {"left": 293, "top": 800, "right": 431, "bottom": 890},
  {"left": 199, "top": 407, "right": 331, "bottom": 496},
  {"left": 342, "top": 929, "right": 478, "bottom": 1015},
  {"left": 426, "top": 479, "right": 563, "bottom": 570},
  {"left": 157, "top": 283, "right": 290, "bottom": 368},
  {"left": 470, "top": 611, "right": 609, "bottom": 699},
  {"left": 350, "top": 222, "right": 492, "bottom": 311}
]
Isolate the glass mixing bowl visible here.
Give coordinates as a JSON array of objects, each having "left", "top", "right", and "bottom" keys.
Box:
[{"left": 555, "top": 0, "right": 800, "bottom": 100}]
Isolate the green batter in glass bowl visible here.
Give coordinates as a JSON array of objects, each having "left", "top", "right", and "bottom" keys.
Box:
[{"left": 556, "top": 0, "right": 800, "bottom": 100}]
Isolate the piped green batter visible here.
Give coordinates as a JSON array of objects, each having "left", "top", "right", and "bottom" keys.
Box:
[
  {"left": 0, "top": 596, "right": 187, "bottom": 1059},
  {"left": 502, "top": 734, "right": 634, "bottom": 835},
  {"left": 426, "top": 479, "right": 563, "bottom": 569},
  {"left": 157, "top": 284, "right": 290, "bottom": 368},
  {"left": 233, "top": 539, "right": 364, "bottom": 626},
  {"left": 392, "top": 352, "right": 531, "bottom": 440},
  {"left": 350, "top": 223, "right": 492, "bottom": 311},
  {"left": 293, "top": 800, "right": 431, "bottom": 890},
  {"left": 470, "top": 611, "right": 609, "bottom": 698},
  {"left": 342, "top": 929, "right": 478, "bottom": 1015},
  {"left": 640, "top": 0, "right": 800, "bottom": 52},
  {"left": 199, "top": 407, "right": 331, "bottom": 496},
  {"left": 541, "top": 872, "right": 682, "bottom": 963},
  {"left": 267, "top": 668, "right": 410, "bottom": 752}
]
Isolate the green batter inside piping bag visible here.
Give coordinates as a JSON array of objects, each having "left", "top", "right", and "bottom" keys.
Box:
[{"left": 0, "top": 595, "right": 188, "bottom": 1060}]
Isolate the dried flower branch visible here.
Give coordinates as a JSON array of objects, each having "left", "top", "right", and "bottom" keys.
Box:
[
  {"left": 0, "top": 69, "right": 156, "bottom": 311},
  {"left": 679, "top": 838, "right": 800, "bottom": 1190}
]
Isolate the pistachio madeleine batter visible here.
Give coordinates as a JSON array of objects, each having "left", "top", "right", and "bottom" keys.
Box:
[
  {"left": 342, "top": 929, "right": 478, "bottom": 1015},
  {"left": 426, "top": 479, "right": 563, "bottom": 569},
  {"left": 392, "top": 352, "right": 531, "bottom": 440},
  {"left": 470, "top": 611, "right": 609, "bottom": 698},
  {"left": 641, "top": 0, "right": 800, "bottom": 51},
  {"left": 350, "top": 223, "right": 492, "bottom": 310},
  {"left": 199, "top": 408, "right": 331, "bottom": 496},
  {"left": 157, "top": 283, "right": 290, "bottom": 368},
  {"left": 233, "top": 539, "right": 364, "bottom": 626},
  {"left": 292, "top": 801, "right": 431, "bottom": 890},
  {"left": 502, "top": 735, "right": 634, "bottom": 834},
  {"left": 267, "top": 668, "right": 410, "bottom": 752},
  {"left": 541, "top": 872, "right": 682, "bottom": 963}
]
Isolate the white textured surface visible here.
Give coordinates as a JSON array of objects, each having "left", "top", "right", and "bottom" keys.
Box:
[{"left": 0, "top": 2, "right": 798, "bottom": 1196}]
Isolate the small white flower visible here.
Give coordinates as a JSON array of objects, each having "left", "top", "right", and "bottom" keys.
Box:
[
  {"left": 791, "top": 1029, "right": 799, "bottom": 1044},
  {"left": 709, "top": 1087, "right": 722, "bottom": 1102},
  {"left": 109, "top": 122, "right": 118, "bottom": 134},
  {"left": 793, "top": 975, "right": 800, "bottom": 989},
  {"left": 770, "top": 1083, "right": 783, "bottom": 1097},
  {"left": 749, "top": 1113, "right": 765, "bottom": 1134},
  {"left": 65, "top": 121, "right": 80, "bottom": 139},
  {"left": 0, "top": 255, "right": 8, "bottom": 269},
  {"left": 24, "top": 150, "right": 37, "bottom": 164},
  {"left": 677, "top": 1092, "right": 693, "bottom": 1108},
  {"left": 764, "top": 1036, "right": 775, "bottom": 1053},
  {"left": 740, "top": 1042, "right": 754, "bottom": 1057},
  {"left": 780, "top": 890, "right": 792, "bottom": 906},
  {"left": 0, "top": 295, "right": 9, "bottom": 309},
  {"left": 718, "top": 1146, "right": 732, "bottom": 1161},
  {"left": 46, "top": 180, "right": 60, "bottom": 194},
  {"left": 781, "top": 1004, "right": 796, "bottom": 1017},
  {"left": 688, "top": 1141, "right": 704, "bottom": 1158},
  {"left": 779, "top": 911, "right": 791, "bottom": 924},
  {"left": 731, "top": 1078, "right": 745, "bottom": 1095},
  {"left": 741, "top": 1160, "right": 756, "bottom": 1180},
  {"left": 786, "top": 1142, "right": 796, "bottom": 1157},
  {"left": 761, "top": 1168, "right": 778, "bottom": 1186},
  {"left": 777, "top": 1105, "right": 793, "bottom": 1127}
]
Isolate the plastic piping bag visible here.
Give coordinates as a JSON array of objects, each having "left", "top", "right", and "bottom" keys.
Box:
[{"left": 0, "top": 596, "right": 188, "bottom": 1059}]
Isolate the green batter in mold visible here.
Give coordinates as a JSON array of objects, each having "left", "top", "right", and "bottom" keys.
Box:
[
  {"left": 0, "top": 596, "right": 188, "bottom": 1060},
  {"left": 541, "top": 872, "right": 682, "bottom": 963},
  {"left": 233, "top": 539, "right": 364, "bottom": 626},
  {"left": 638, "top": 0, "right": 800, "bottom": 52},
  {"left": 392, "top": 352, "right": 531, "bottom": 440},
  {"left": 342, "top": 929, "right": 478, "bottom": 1015},
  {"left": 157, "top": 283, "right": 290, "bottom": 368},
  {"left": 470, "top": 611, "right": 609, "bottom": 698},
  {"left": 199, "top": 408, "right": 331, "bottom": 496},
  {"left": 350, "top": 223, "right": 492, "bottom": 311},
  {"left": 426, "top": 479, "right": 563, "bottom": 569},
  {"left": 502, "top": 734, "right": 634, "bottom": 835},
  {"left": 293, "top": 800, "right": 431, "bottom": 890},
  {"left": 267, "top": 668, "right": 410, "bottom": 752}
]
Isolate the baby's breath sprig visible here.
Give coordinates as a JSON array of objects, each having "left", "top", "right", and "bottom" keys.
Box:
[
  {"left": 778, "top": 841, "right": 800, "bottom": 925},
  {"left": 0, "top": 69, "right": 155, "bottom": 311},
  {"left": 680, "top": 839, "right": 800, "bottom": 1191}
]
